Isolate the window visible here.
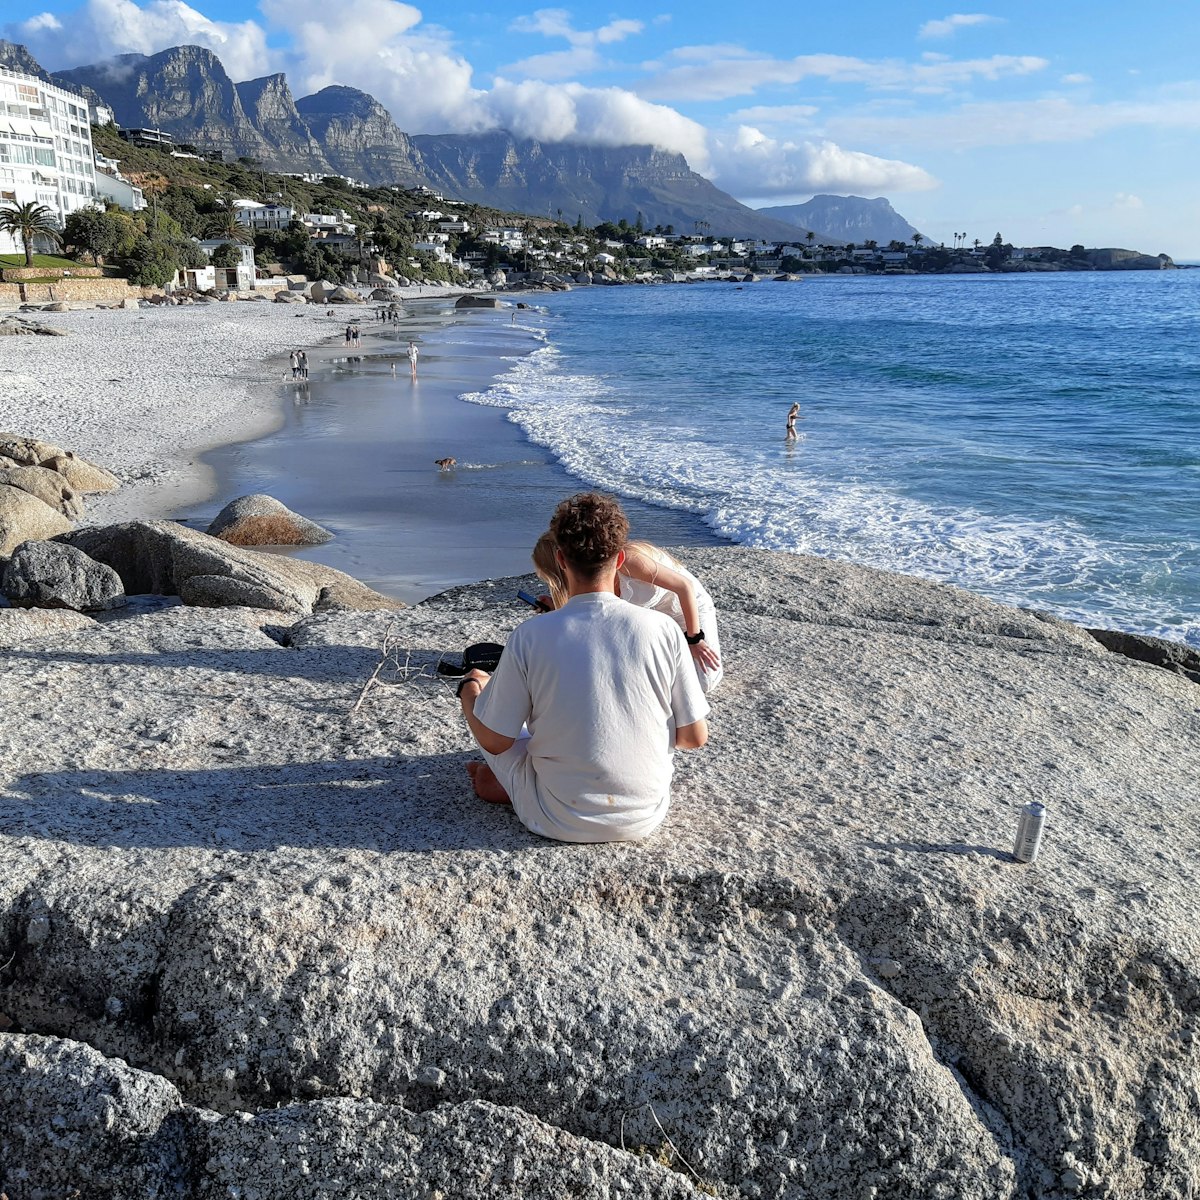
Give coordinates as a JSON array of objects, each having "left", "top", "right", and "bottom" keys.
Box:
[{"left": 34, "top": 148, "right": 55, "bottom": 166}]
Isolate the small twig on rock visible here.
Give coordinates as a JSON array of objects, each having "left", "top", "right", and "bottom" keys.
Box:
[
  {"left": 644, "top": 1102, "right": 705, "bottom": 1185},
  {"left": 348, "top": 626, "right": 435, "bottom": 716}
]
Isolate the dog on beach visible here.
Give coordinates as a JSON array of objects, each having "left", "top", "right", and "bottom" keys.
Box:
[{"left": 434, "top": 458, "right": 457, "bottom": 471}]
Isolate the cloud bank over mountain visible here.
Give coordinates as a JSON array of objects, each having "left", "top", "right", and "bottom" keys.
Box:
[{"left": 4, "top": 0, "right": 937, "bottom": 197}]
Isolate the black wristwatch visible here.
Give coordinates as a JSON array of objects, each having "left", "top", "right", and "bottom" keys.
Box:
[
  {"left": 686, "top": 630, "right": 705, "bottom": 645},
  {"left": 456, "top": 677, "right": 481, "bottom": 699}
]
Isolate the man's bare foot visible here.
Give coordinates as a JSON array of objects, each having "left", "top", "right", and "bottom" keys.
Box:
[{"left": 466, "top": 761, "right": 512, "bottom": 805}]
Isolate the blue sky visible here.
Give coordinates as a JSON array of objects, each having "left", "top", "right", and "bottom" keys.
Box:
[{"left": 5, "top": 1, "right": 1199, "bottom": 256}]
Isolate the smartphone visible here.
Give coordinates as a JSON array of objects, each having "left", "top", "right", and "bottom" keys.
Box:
[{"left": 517, "top": 589, "right": 550, "bottom": 612}]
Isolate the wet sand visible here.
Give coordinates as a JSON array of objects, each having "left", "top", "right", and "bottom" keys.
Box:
[{"left": 193, "top": 300, "right": 722, "bottom": 603}]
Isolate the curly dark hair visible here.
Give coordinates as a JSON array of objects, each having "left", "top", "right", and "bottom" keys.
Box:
[{"left": 549, "top": 492, "right": 630, "bottom": 576}]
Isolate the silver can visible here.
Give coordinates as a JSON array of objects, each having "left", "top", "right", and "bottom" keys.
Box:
[{"left": 1012, "top": 801, "right": 1047, "bottom": 863}]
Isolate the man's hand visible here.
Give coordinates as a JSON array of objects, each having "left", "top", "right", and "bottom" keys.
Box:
[
  {"left": 457, "top": 668, "right": 490, "bottom": 704},
  {"left": 458, "top": 669, "right": 516, "bottom": 756}
]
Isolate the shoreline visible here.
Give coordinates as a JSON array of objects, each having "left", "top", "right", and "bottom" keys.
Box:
[
  {"left": 193, "top": 295, "right": 723, "bottom": 604},
  {"left": 0, "top": 284, "right": 477, "bottom": 528}
]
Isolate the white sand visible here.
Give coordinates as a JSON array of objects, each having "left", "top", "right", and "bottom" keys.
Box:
[{"left": 0, "top": 289, "right": 475, "bottom": 522}]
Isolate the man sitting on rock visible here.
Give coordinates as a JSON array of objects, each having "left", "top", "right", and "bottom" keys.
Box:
[{"left": 457, "top": 492, "right": 709, "bottom": 843}]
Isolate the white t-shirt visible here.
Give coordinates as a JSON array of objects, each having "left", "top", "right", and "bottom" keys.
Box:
[{"left": 473, "top": 591, "right": 709, "bottom": 842}]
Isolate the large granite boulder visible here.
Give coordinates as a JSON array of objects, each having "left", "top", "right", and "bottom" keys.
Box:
[
  {"left": 206, "top": 494, "right": 335, "bottom": 547},
  {"left": 1, "top": 539, "right": 126, "bottom": 611},
  {"left": 455, "top": 294, "right": 503, "bottom": 309},
  {"left": 0, "top": 547, "right": 1196, "bottom": 1198},
  {"left": 0, "top": 606, "right": 96, "bottom": 646},
  {"left": 328, "top": 286, "right": 361, "bottom": 304},
  {"left": 0, "top": 484, "right": 73, "bottom": 555},
  {"left": 0, "top": 434, "right": 118, "bottom": 494},
  {"left": 273, "top": 290, "right": 307, "bottom": 304},
  {"left": 0, "top": 462, "right": 83, "bottom": 518},
  {"left": 57, "top": 520, "right": 400, "bottom": 614}
]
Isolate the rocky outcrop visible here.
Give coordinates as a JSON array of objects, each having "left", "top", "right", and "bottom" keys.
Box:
[
  {"left": 0, "top": 463, "right": 83, "bottom": 518},
  {"left": 1088, "top": 626, "right": 1200, "bottom": 684},
  {"left": 456, "top": 294, "right": 503, "bottom": 309},
  {"left": 207, "top": 494, "right": 334, "bottom": 547},
  {"left": 1, "top": 539, "right": 125, "bottom": 611},
  {"left": 55, "top": 45, "right": 274, "bottom": 163},
  {"left": 295, "top": 86, "right": 425, "bottom": 188},
  {"left": 0, "top": 485, "right": 73, "bottom": 555},
  {"left": 235, "top": 73, "right": 330, "bottom": 171},
  {"left": 0, "top": 547, "right": 1196, "bottom": 1198},
  {"left": 0, "top": 607, "right": 96, "bottom": 645},
  {"left": 0, "top": 435, "right": 118, "bottom": 493},
  {"left": 0, "top": 315, "right": 68, "bottom": 336},
  {"left": 58, "top": 520, "right": 400, "bottom": 613}
]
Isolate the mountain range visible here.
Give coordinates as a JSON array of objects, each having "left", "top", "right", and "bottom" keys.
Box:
[
  {"left": 2, "top": 39, "right": 916, "bottom": 244},
  {"left": 758, "top": 195, "right": 923, "bottom": 246}
]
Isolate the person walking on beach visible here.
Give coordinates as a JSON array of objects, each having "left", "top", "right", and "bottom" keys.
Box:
[
  {"left": 458, "top": 492, "right": 709, "bottom": 842},
  {"left": 407, "top": 340, "right": 419, "bottom": 379},
  {"left": 289, "top": 350, "right": 300, "bottom": 379},
  {"left": 786, "top": 402, "right": 800, "bottom": 440},
  {"left": 298, "top": 350, "right": 308, "bottom": 380},
  {"left": 533, "top": 533, "right": 723, "bottom": 693},
  {"left": 345, "top": 325, "right": 353, "bottom": 346}
]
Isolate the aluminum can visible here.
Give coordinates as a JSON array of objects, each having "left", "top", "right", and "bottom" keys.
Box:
[{"left": 1012, "top": 801, "right": 1046, "bottom": 863}]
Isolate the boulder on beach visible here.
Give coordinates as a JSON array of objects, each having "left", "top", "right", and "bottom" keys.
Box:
[
  {"left": 0, "top": 545, "right": 1196, "bottom": 1197},
  {"left": 0, "top": 484, "right": 73, "bottom": 555},
  {"left": 455, "top": 294, "right": 503, "bottom": 309},
  {"left": 0, "top": 463, "right": 83, "bottom": 518},
  {"left": 328, "top": 286, "right": 361, "bottom": 304},
  {"left": 206, "top": 494, "right": 335, "bottom": 547},
  {"left": 1, "top": 539, "right": 125, "bottom": 612},
  {"left": 273, "top": 290, "right": 307, "bottom": 304},
  {"left": 0, "top": 315, "right": 67, "bottom": 337},
  {"left": 58, "top": 520, "right": 401, "bottom": 615},
  {"left": 50, "top": 451, "right": 120, "bottom": 494},
  {"left": 368, "top": 288, "right": 395, "bottom": 300},
  {"left": 0, "top": 436, "right": 119, "bottom": 495}
]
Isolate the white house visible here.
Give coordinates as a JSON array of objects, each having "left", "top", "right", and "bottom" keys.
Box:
[
  {"left": 438, "top": 219, "right": 470, "bottom": 234},
  {"left": 233, "top": 201, "right": 296, "bottom": 232},
  {"left": 0, "top": 64, "right": 98, "bottom": 257}
]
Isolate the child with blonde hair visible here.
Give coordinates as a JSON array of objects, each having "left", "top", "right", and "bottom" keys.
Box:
[{"left": 532, "top": 532, "right": 722, "bottom": 693}]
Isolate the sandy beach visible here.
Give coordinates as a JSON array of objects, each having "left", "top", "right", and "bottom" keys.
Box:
[{"left": 0, "top": 288, "right": 473, "bottom": 527}]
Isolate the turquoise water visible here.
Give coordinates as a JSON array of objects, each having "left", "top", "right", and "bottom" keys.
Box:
[{"left": 467, "top": 272, "right": 1200, "bottom": 646}]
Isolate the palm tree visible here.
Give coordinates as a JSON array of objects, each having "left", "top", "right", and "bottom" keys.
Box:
[
  {"left": 207, "top": 210, "right": 252, "bottom": 244},
  {"left": 0, "top": 201, "right": 63, "bottom": 267},
  {"left": 912, "top": 233, "right": 924, "bottom": 249}
]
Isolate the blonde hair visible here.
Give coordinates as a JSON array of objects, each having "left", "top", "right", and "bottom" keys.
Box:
[
  {"left": 532, "top": 532, "right": 568, "bottom": 611},
  {"left": 623, "top": 540, "right": 681, "bottom": 581},
  {"left": 534, "top": 534, "right": 680, "bottom": 609}
]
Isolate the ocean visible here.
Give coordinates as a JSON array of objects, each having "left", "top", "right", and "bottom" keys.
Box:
[{"left": 466, "top": 272, "right": 1200, "bottom": 648}]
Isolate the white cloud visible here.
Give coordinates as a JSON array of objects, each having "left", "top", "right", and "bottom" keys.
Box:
[
  {"left": 1114, "top": 192, "right": 1144, "bottom": 209},
  {"left": 15, "top": 12, "right": 63, "bottom": 34},
  {"left": 504, "top": 10, "right": 644, "bottom": 78},
  {"left": 708, "top": 126, "right": 939, "bottom": 196},
  {"left": 503, "top": 47, "right": 603, "bottom": 80},
  {"left": 481, "top": 77, "right": 711, "bottom": 167},
  {"left": 639, "top": 48, "right": 1046, "bottom": 101},
  {"left": 729, "top": 104, "right": 820, "bottom": 125},
  {"left": 1061, "top": 73, "right": 1091, "bottom": 85},
  {"left": 509, "top": 9, "right": 643, "bottom": 50},
  {"left": 828, "top": 90, "right": 1200, "bottom": 151},
  {"left": 918, "top": 13, "right": 1000, "bottom": 39},
  {"left": 8, "top": 0, "right": 274, "bottom": 79}
]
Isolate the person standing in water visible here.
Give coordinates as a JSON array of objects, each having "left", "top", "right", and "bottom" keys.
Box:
[
  {"left": 407, "top": 340, "right": 419, "bottom": 380},
  {"left": 786, "top": 402, "right": 800, "bottom": 440}
]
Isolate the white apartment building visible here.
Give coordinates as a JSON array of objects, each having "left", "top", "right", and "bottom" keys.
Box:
[{"left": 0, "top": 65, "right": 97, "bottom": 257}]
